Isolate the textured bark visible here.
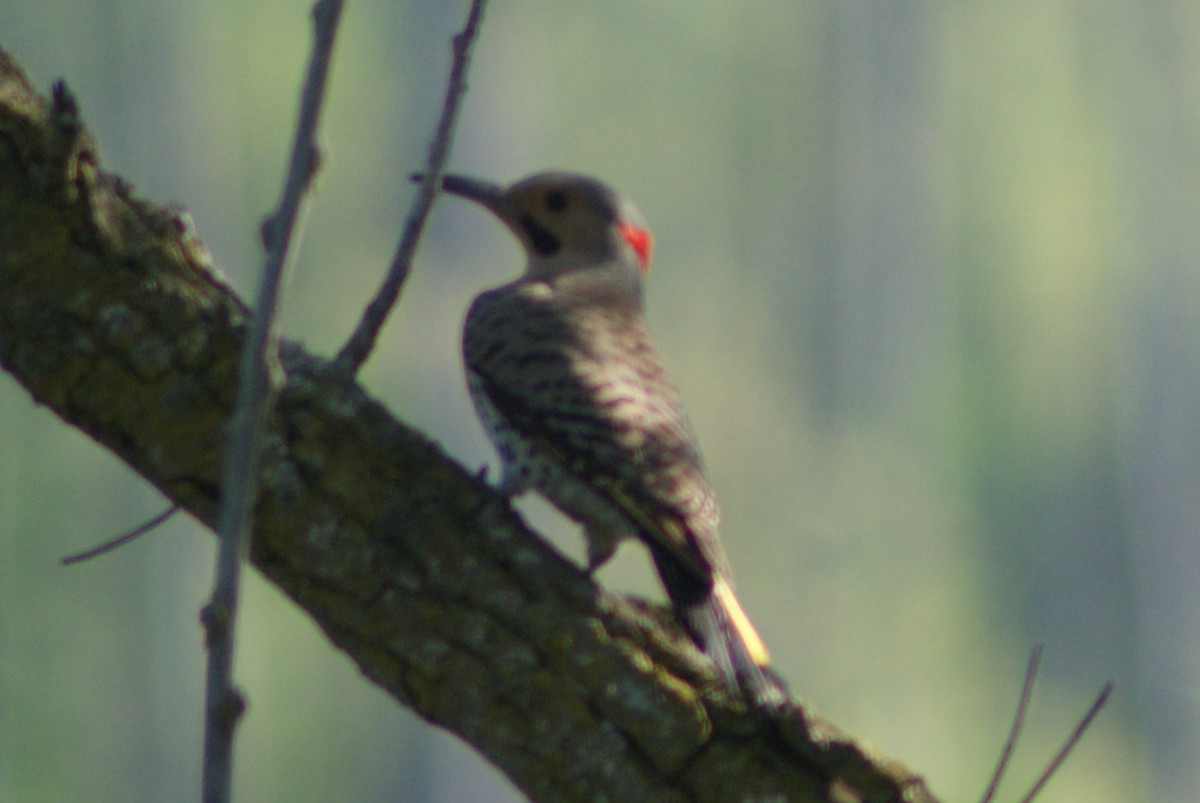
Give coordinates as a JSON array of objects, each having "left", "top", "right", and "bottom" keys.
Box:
[{"left": 0, "top": 50, "right": 937, "bottom": 803}]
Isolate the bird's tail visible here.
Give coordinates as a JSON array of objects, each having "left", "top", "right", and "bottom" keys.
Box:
[
  {"left": 685, "top": 576, "right": 789, "bottom": 708},
  {"left": 650, "top": 546, "right": 788, "bottom": 707}
]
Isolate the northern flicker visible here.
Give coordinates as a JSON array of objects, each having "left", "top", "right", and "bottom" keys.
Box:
[{"left": 439, "top": 170, "right": 786, "bottom": 706}]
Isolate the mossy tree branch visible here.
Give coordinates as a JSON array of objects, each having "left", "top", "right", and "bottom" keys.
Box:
[{"left": 0, "top": 50, "right": 936, "bottom": 803}]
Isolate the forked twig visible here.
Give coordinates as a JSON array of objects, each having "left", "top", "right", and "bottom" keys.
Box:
[
  {"left": 979, "top": 645, "right": 1043, "bottom": 803},
  {"left": 60, "top": 505, "right": 180, "bottom": 565},
  {"left": 978, "top": 644, "right": 1113, "bottom": 803},
  {"left": 200, "top": 2, "right": 344, "bottom": 802},
  {"left": 335, "top": 0, "right": 489, "bottom": 374}
]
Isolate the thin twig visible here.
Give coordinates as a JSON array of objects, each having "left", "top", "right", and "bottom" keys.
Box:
[
  {"left": 1017, "top": 682, "right": 1114, "bottom": 803},
  {"left": 60, "top": 505, "right": 180, "bottom": 565},
  {"left": 200, "top": 2, "right": 344, "bottom": 802},
  {"left": 334, "top": 0, "right": 489, "bottom": 374},
  {"left": 978, "top": 645, "right": 1043, "bottom": 803}
]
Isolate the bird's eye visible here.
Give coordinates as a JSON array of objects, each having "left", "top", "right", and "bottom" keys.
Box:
[{"left": 544, "top": 190, "right": 569, "bottom": 212}]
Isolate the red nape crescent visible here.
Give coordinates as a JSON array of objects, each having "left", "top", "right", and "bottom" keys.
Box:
[{"left": 618, "top": 221, "right": 654, "bottom": 274}]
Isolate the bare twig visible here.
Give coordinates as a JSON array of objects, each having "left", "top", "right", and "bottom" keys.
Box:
[
  {"left": 978, "top": 645, "right": 1043, "bottom": 803},
  {"left": 977, "top": 645, "right": 1114, "bottom": 803},
  {"left": 60, "top": 505, "right": 180, "bottom": 565},
  {"left": 200, "top": 2, "right": 344, "bottom": 802},
  {"left": 335, "top": 0, "right": 489, "bottom": 374},
  {"left": 1017, "top": 682, "right": 1114, "bottom": 803}
]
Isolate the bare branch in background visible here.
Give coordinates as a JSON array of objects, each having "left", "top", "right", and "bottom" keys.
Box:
[
  {"left": 200, "top": 1, "right": 344, "bottom": 801},
  {"left": 1018, "top": 682, "right": 1114, "bottom": 803},
  {"left": 60, "top": 505, "right": 180, "bottom": 565},
  {"left": 978, "top": 645, "right": 1043, "bottom": 803},
  {"left": 335, "top": 0, "right": 489, "bottom": 374},
  {"left": 976, "top": 644, "right": 1113, "bottom": 803}
]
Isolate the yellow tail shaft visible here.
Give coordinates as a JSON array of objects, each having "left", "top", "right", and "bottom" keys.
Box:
[{"left": 686, "top": 576, "right": 786, "bottom": 707}]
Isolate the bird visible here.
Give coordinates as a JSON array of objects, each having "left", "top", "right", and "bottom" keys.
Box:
[{"left": 436, "top": 169, "right": 786, "bottom": 707}]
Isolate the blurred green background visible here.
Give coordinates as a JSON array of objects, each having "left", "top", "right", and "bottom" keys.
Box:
[{"left": 2, "top": 1, "right": 1197, "bottom": 800}]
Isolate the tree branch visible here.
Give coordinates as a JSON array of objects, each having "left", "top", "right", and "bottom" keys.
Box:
[
  {"left": 0, "top": 49, "right": 936, "bottom": 803},
  {"left": 59, "top": 504, "right": 179, "bottom": 564},
  {"left": 200, "top": 2, "right": 345, "bottom": 800},
  {"left": 335, "top": 0, "right": 488, "bottom": 374}
]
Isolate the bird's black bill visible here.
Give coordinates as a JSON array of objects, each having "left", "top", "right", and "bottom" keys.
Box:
[
  {"left": 410, "top": 171, "right": 503, "bottom": 204},
  {"left": 415, "top": 172, "right": 509, "bottom": 218},
  {"left": 440, "top": 174, "right": 505, "bottom": 207}
]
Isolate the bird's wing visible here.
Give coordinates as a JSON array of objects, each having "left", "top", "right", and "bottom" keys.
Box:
[{"left": 464, "top": 285, "right": 725, "bottom": 585}]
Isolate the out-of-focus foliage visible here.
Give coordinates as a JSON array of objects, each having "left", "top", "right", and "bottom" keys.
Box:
[{"left": 2, "top": 1, "right": 1195, "bottom": 800}]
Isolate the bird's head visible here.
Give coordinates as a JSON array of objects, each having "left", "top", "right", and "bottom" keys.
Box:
[{"left": 437, "top": 171, "right": 654, "bottom": 281}]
